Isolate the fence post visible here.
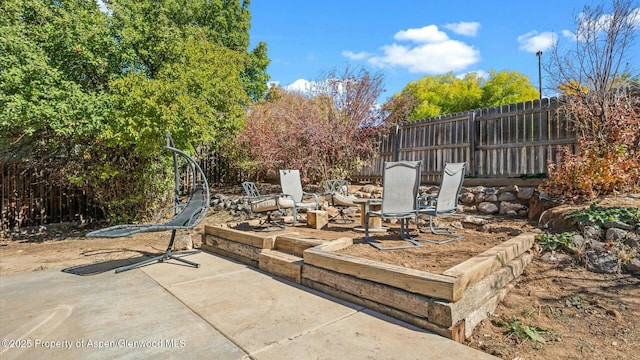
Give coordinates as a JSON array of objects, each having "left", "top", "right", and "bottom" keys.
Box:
[
  {"left": 468, "top": 111, "right": 476, "bottom": 177},
  {"left": 393, "top": 124, "right": 400, "bottom": 162}
]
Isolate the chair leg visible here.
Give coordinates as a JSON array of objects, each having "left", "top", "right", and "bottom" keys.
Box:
[
  {"left": 114, "top": 230, "right": 200, "bottom": 273},
  {"left": 329, "top": 207, "right": 354, "bottom": 224},
  {"left": 366, "top": 215, "right": 422, "bottom": 250},
  {"left": 253, "top": 212, "right": 285, "bottom": 232},
  {"left": 417, "top": 215, "right": 464, "bottom": 245}
]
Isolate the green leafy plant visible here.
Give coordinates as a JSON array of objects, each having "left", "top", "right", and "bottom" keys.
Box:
[
  {"left": 493, "top": 316, "right": 547, "bottom": 344},
  {"left": 565, "top": 203, "right": 640, "bottom": 227},
  {"left": 536, "top": 232, "right": 578, "bottom": 253}
]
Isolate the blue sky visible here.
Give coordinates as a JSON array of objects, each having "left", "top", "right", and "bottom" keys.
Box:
[{"left": 248, "top": 0, "right": 640, "bottom": 101}]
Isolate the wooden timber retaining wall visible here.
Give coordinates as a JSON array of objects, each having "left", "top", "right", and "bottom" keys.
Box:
[{"left": 201, "top": 225, "right": 536, "bottom": 342}]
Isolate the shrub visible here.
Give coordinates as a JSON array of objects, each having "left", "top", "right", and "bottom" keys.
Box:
[{"left": 543, "top": 93, "right": 640, "bottom": 200}]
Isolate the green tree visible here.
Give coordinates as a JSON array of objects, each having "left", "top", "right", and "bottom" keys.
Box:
[
  {"left": 399, "top": 72, "right": 483, "bottom": 120},
  {"left": 0, "top": 0, "right": 115, "bottom": 159},
  {"left": 1, "top": 0, "right": 270, "bottom": 223},
  {"left": 105, "top": 33, "right": 249, "bottom": 155},
  {"left": 106, "top": 0, "right": 269, "bottom": 100},
  {"left": 479, "top": 70, "right": 539, "bottom": 107},
  {"left": 394, "top": 70, "right": 539, "bottom": 121},
  {"left": 90, "top": 0, "right": 263, "bottom": 221}
]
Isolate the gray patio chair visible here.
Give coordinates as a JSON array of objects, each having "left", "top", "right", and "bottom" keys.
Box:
[
  {"left": 242, "top": 181, "right": 295, "bottom": 231},
  {"left": 279, "top": 169, "right": 319, "bottom": 225},
  {"left": 417, "top": 162, "right": 466, "bottom": 244},
  {"left": 324, "top": 179, "right": 358, "bottom": 223},
  {"left": 86, "top": 134, "right": 209, "bottom": 273},
  {"left": 365, "top": 161, "right": 423, "bottom": 250}
]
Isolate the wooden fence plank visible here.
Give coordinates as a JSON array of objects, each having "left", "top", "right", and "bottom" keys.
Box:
[{"left": 353, "top": 97, "right": 576, "bottom": 183}]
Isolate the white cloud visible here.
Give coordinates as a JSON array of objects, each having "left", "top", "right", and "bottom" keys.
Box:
[
  {"left": 443, "top": 22, "right": 481, "bottom": 37},
  {"left": 284, "top": 79, "right": 314, "bottom": 94},
  {"left": 343, "top": 24, "right": 480, "bottom": 74},
  {"left": 633, "top": 8, "right": 640, "bottom": 28},
  {"left": 575, "top": 7, "right": 640, "bottom": 38},
  {"left": 517, "top": 31, "right": 558, "bottom": 52},
  {"left": 561, "top": 30, "right": 576, "bottom": 41},
  {"left": 342, "top": 50, "right": 372, "bottom": 61},
  {"left": 369, "top": 40, "right": 480, "bottom": 74},
  {"left": 394, "top": 25, "right": 449, "bottom": 43}
]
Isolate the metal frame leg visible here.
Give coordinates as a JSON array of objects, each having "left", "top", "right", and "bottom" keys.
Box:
[
  {"left": 114, "top": 230, "right": 200, "bottom": 273},
  {"left": 417, "top": 215, "right": 464, "bottom": 245},
  {"left": 365, "top": 214, "right": 422, "bottom": 251}
]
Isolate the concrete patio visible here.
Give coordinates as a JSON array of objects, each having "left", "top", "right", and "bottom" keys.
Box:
[{"left": 0, "top": 251, "right": 497, "bottom": 359}]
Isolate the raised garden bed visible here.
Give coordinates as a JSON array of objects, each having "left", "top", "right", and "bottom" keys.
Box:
[{"left": 201, "top": 224, "right": 535, "bottom": 342}]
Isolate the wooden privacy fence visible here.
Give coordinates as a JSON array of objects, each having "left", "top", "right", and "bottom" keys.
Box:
[
  {"left": 1, "top": 151, "right": 239, "bottom": 232},
  {"left": 353, "top": 97, "right": 576, "bottom": 184},
  {"left": 1, "top": 162, "right": 102, "bottom": 233}
]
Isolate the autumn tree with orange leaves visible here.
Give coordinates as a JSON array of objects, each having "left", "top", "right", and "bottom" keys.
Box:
[{"left": 236, "top": 67, "right": 391, "bottom": 184}]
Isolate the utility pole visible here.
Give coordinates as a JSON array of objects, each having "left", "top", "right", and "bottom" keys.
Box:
[{"left": 536, "top": 51, "right": 542, "bottom": 99}]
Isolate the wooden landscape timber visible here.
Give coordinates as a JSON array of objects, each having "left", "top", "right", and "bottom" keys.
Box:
[{"left": 201, "top": 224, "right": 536, "bottom": 342}]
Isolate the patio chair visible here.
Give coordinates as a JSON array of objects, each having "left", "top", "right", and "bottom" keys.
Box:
[
  {"left": 417, "top": 162, "right": 466, "bottom": 244},
  {"left": 242, "top": 181, "right": 295, "bottom": 231},
  {"left": 365, "top": 161, "right": 423, "bottom": 250},
  {"left": 86, "top": 134, "right": 209, "bottom": 273},
  {"left": 279, "top": 170, "right": 319, "bottom": 225},
  {"left": 324, "top": 179, "right": 358, "bottom": 223}
]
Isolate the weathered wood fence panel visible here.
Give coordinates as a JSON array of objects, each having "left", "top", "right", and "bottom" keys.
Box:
[
  {"left": 1, "top": 150, "right": 239, "bottom": 232},
  {"left": 1, "top": 162, "right": 101, "bottom": 233},
  {"left": 353, "top": 97, "right": 576, "bottom": 184}
]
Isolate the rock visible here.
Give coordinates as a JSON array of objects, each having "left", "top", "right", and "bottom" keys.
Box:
[
  {"left": 467, "top": 186, "right": 486, "bottom": 193},
  {"left": 459, "top": 192, "right": 475, "bottom": 204},
  {"left": 450, "top": 221, "right": 464, "bottom": 230},
  {"left": 624, "top": 233, "right": 640, "bottom": 247},
  {"left": 501, "top": 185, "right": 519, "bottom": 193},
  {"left": 571, "top": 234, "right": 586, "bottom": 251},
  {"left": 603, "top": 220, "right": 635, "bottom": 231},
  {"left": 624, "top": 257, "right": 640, "bottom": 273},
  {"left": 173, "top": 233, "right": 193, "bottom": 251},
  {"left": 458, "top": 205, "right": 477, "bottom": 213},
  {"left": 498, "top": 192, "right": 517, "bottom": 202},
  {"left": 590, "top": 240, "right": 608, "bottom": 252},
  {"left": 582, "top": 225, "right": 604, "bottom": 241},
  {"left": 527, "top": 192, "right": 563, "bottom": 223},
  {"left": 585, "top": 250, "right": 620, "bottom": 274},
  {"left": 517, "top": 187, "right": 535, "bottom": 200},
  {"left": 606, "top": 228, "right": 628, "bottom": 242},
  {"left": 535, "top": 205, "right": 578, "bottom": 233},
  {"left": 499, "top": 201, "right": 526, "bottom": 215},
  {"left": 484, "top": 194, "right": 498, "bottom": 202},
  {"left": 478, "top": 202, "right": 499, "bottom": 214},
  {"left": 541, "top": 252, "right": 573, "bottom": 264},
  {"left": 360, "top": 184, "right": 377, "bottom": 193},
  {"left": 484, "top": 187, "right": 497, "bottom": 195},
  {"left": 462, "top": 215, "right": 489, "bottom": 226}
]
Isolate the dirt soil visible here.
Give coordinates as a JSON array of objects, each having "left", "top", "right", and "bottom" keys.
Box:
[
  {"left": 1, "top": 195, "right": 639, "bottom": 360},
  {"left": 337, "top": 223, "right": 515, "bottom": 273}
]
